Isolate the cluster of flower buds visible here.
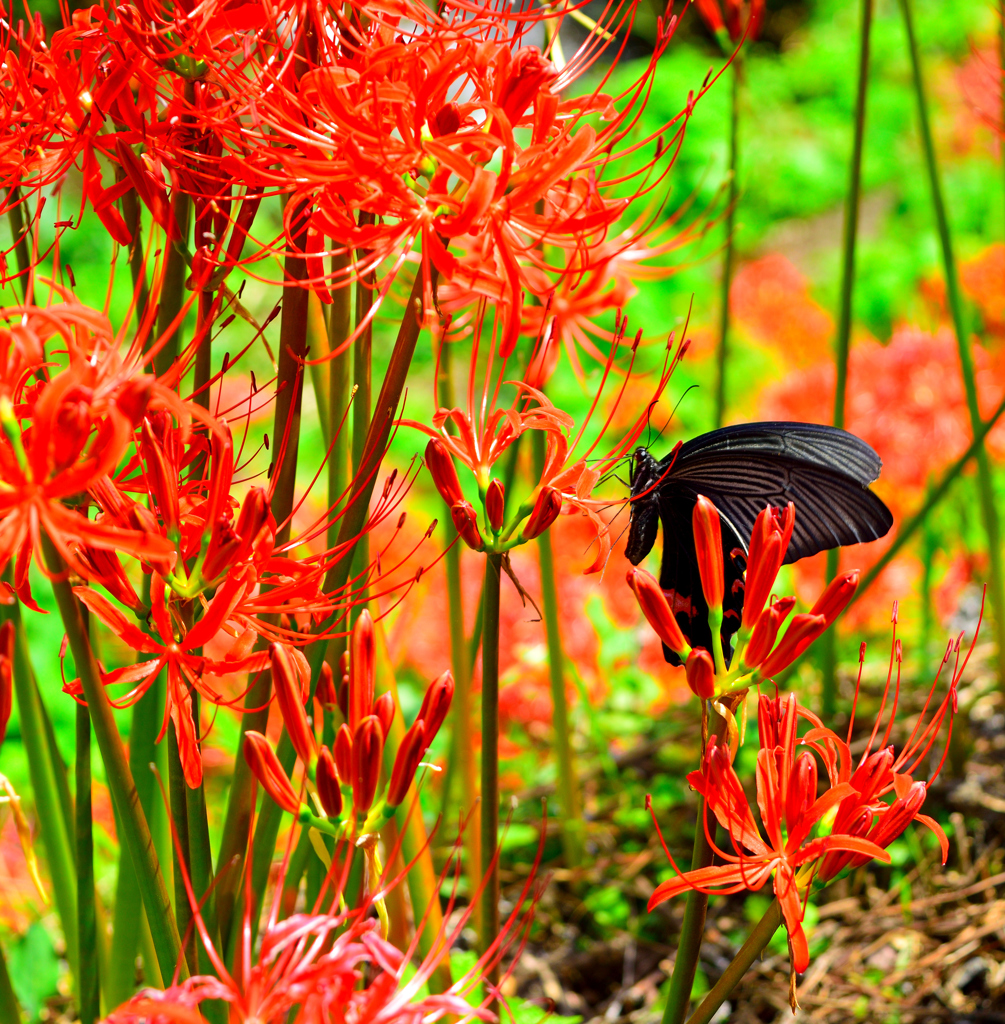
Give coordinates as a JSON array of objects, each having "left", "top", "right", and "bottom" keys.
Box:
[
  {"left": 244, "top": 611, "right": 454, "bottom": 837},
  {"left": 628, "top": 496, "right": 859, "bottom": 700},
  {"left": 425, "top": 437, "right": 563, "bottom": 553}
]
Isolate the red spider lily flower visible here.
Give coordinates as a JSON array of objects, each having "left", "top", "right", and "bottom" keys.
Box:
[
  {"left": 315, "top": 745, "right": 343, "bottom": 819},
  {"left": 351, "top": 716, "right": 384, "bottom": 818},
  {"left": 70, "top": 573, "right": 274, "bottom": 788},
  {"left": 648, "top": 695, "right": 890, "bottom": 973},
  {"left": 685, "top": 647, "right": 715, "bottom": 699},
  {"left": 693, "top": 495, "right": 724, "bottom": 611},
  {"left": 0, "top": 620, "right": 12, "bottom": 753},
  {"left": 244, "top": 731, "right": 301, "bottom": 816},
  {"left": 387, "top": 719, "right": 426, "bottom": 810},
  {"left": 742, "top": 503, "right": 795, "bottom": 629},
  {"left": 270, "top": 642, "right": 316, "bottom": 767},
  {"left": 626, "top": 567, "right": 691, "bottom": 659},
  {"left": 807, "top": 601, "right": 981, "bottom": 881}
]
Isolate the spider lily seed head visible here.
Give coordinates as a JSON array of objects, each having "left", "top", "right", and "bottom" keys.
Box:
[{"left": 692, "top": 494, "right": 724, "bottom": 611}]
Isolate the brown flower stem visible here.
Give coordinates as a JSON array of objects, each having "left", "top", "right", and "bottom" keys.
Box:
[
  {"left": 0, "top": 941, "right": 21, "bottom": 1024},
  {"left": 76, "top": 701, "right": 100, "bottom": 1024},
  {"left": 899, "top": 0, "right": 1005, "bottom": 692},
  {"left": 684, "top": 899, "right": 783, "bottom": 1024},
  {"left": 713, "top": 57, "right": 740, "bottom": 430},
  {"left": 43, "top": 535, "right": 185, "bottom": 984},
  {"left": 480, "top": 551, "right": 503, "bottom": 999},
  {"left": 1, "top": 579, "right": 79, "bottom": 990},
  {"left": 821, "top": 0, "right": 873, "bottom": 718},
  {"left": 531, "top": 429, "right": 581, "bottom": 867},
  {"left": 115, "top": 169, "right": 150, "bottom": 325},
  {"left": 216, "top": 204, "right": 311, "bottom": 950},
  {"left": 5, "top": 187, "right": 35, "bottom": 306},
  {"left": 107, "top": 681, "right": 162, "bottom": 1008},
  {"left": 662, "top": 705, "right": 728, "bottom": 1024}
]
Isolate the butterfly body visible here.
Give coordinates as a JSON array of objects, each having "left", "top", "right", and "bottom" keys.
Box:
[{"left": 626, "top": 421, "right": 893, "bottom": 665}]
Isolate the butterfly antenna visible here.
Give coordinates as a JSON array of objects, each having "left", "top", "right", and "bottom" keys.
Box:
[{"left": 650, "top": 384, "right": 698, "bottom": 447}]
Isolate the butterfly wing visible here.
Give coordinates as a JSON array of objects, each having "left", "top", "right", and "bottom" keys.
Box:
[{"left": 667, "top": 422, "right": 893, "bottom": 562}]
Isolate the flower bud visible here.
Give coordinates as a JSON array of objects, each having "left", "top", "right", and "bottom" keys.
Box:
[
  {"left": 757, "top": 613, "right": 827, "bottom": 677},
  {"left": 521, "top": 486, "right": 562, "bottom": 540},
  {"left": 243, "top": 731, "right": 300, "bottom": 814},
  {"left": 692, "top": 495, "right": 724, "bottom": 611},
  {"left": 334, "top": 723, "right": 353, "bottom": 783},
  {"left": 416, "top": 670, "right": 454, "bottom": 742},
  {"left": 351, "top": 715, "right": 384, "bottom": 816},
  {"left": 425, "top": 438, "right": 464, "bottom": 506},
  {"left": 373, "top": 691, "right": 395, "bottom": 738},
  {"left": 114, "top": 376, "right": 154, "bottom": 428},
  {"left": 785, "top": 750, "right": 817, "bottom": 834},
  {"left": 743, "top": 596, "right": 796, "bottom": 669},
  {"left": 387, "top": 719, "right": 426, "bottom": 808},
  {"left": 338, "top": 651, "right": 349, "bottom": 719},
  {"left": 0, "top": 620, "right": 12, "bottom": 753},
  {"left": 349, "top": 610, "right": 375, "bottom": 732},
  {"left": 270, "top": 643, "right": 316, "bottom": 765},
  {"left": 742, "top": 503, "right": 795, "bottom": 630},
  {"left": 485, "top": 478, "right": 505, "bottom": 531},
  {"left": 685, "top": 647, "right": 716, "bottom": 699},
  {"left": 811, "top": 570, "right": 860, "bottom": 625},
  {"left": 451, "top": 501, "right": 484, "bottom": 551},
  {"left": 626, "top": 568, "right": 691, "bottom": 658},
  {"left": 315, "top": 745, "right": 343, "bottom": 819},
  {"left": 315, "top": 661, "right": 337, "bottom": 708}
]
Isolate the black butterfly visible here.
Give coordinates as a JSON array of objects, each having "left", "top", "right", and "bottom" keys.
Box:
[{"left": 625, "top": 421, "right": 893, "bottom": 666}]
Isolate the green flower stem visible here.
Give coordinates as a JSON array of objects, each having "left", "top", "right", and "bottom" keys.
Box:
[
  {"left": 216, "top": 209, "right": 312, "bottom": 949},
  {"left": 153, "top": 191, "right": 191, "bottom": 378},
  {"left": 5, "top": 187, "right": 34, "bottom": 306},
  {"left": 1, "top": 589, "right": 78, "bottom": 990},
  {"left": 0, "top": 940, "right": 21, "bottom": 1024},
  {"left": 327, "top": 251, "right": 353, "bottom": 533},
  {"left": 662, "top": 706, "right": 728, "bottom": 1024},
  {"left": 684, "top": 899, "right": 783, "bottom": 1024},
  {"left": 899, "top": 0, "right": 1005, "bottom": 691},
  {"left": 116, "top": 171, "right": 150, "bottom": 326},
  {"left": 821, "top": 0, "right": 873, "bottom": 718},
  {"left": 350, "top": 223, "right": 374, "bottom": 611},
  {"left": 374, "top": 627, "right": 452, "bottom": 993},
  {"left": 38, "top": 675, "right": 74, "bottom": 845},
  {"left": 167, "top": 730, "right": 195, "bottom": 973},
  {"left": 185, "top": 694, "right": 218, "bottom": 981},
  {"left": 107, "top": 680, "right": 162, "bottom": 1008},
  {"left": 76, "top": 703, "right": 99, "bottom": 1024},
  {"left": 531, "top": 429, "right": 581, "bottom": 867},
  {"left": 713, "top": 57, "right": 740, "bottom": 430},
  {"left": 480, "top": 552, "right": 502, "bottom": 995},
  {"left": 43, "top": 536, "right": 185, "bottom": 985},
  {"left": 437, "top": 338, "right": 481, "bottom": 929}
]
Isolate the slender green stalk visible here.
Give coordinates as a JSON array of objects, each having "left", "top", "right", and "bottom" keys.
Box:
[
  {"left": 821, "top": 0, "right": 873, "bottom": 718},
  {"left": 437, "top": 339, "right": 480, "bottom": 927},
  {"left": 713, "top": 58, "right": 740, "bottom": 430},
  {"left": 531, "top": 431, "right": 581, "bottom": 866},
  {"left": 37, "top": 674, "right": 74, "bottom": 846},
  {"left": 107, "top": 681, "right": 162, "bottom": 1008},
  {"left": 327, "top": 251, "right": 353, "bottom": 533},
  {"left": 899, "top": 0, "right": 1005, "bottom": 691},
  {"left": 43, "top": 537, "right": 185, "bottom": 985},
  {"left": 350, "top": 224, "right": 374, "bottom": 612},
  {"left": 153, "top": 192, "right": 191, "bottom": 378},
  {"left": 185, "top": 695, "right": 217, "bottom": 981},
  {"left": 0, "top": 941, "right": 21, "bottom": 1024},
  {"left": 1, "top": 592, "right": 78, "bottom": 990},
  {"left": 115, "top": 170, "right": 150, "bottom": 326},
  {"left": 662, "top": 707, "right": 727, "bottom": 1024},
  {"left": 5, "top": 188, "right": 34, "bottom": 306},
  {"left": 76, "top": 704, "right": 100, "bottom": 1024},
  {"left": 167, "top": 731, "right": 195, "bottom": 973},
  {"left": 684, "top": 900, "right": 783, "bottom": 1024},
  {"left": 480, "top": 552, "right": 502, "bottom": 992},
  {"left": 374, "top": 627, "right": 452, "bottom": 992}
]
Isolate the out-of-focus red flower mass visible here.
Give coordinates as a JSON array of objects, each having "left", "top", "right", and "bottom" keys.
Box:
[{"left": 759, "top": 322, "right": 1005, "bottom": 628}]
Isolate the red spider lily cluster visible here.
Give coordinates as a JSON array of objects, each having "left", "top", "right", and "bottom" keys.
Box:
[
  {"left": 647, "top": 602, "right": 975, "bottom": 975},
  {"left": 627, "top": 496, "right": 859, "bottom": 701}
]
